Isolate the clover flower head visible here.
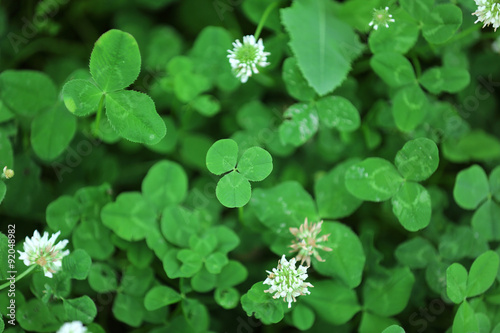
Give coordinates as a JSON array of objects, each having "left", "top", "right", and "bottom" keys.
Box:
[
  {"left": 2, "top": 166, "right": 14, "bottom": 179},
  {"left": 473, "top": 0, "right": 500, "bottom": 31},
  {"left": 56, "top": 321, "right": 88, "bottom": 333},
  {"left": 263, "top": 255, "right": 313, "bottom": 308},
  {"left": 289, "top": 218, "right": 332, "bottom": 266},
  {"left": 18, "top": 230, "right": 70, "bottom": 278},
  {"left": 369, "top": 6, "right": 395, "bottom": 30},
  {"left": 227, "top": 35, "right": 270, "bottom": 83}
]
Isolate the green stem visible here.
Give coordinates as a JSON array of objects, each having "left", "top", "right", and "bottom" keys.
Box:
[
  {"left": 411, "top": 54, "right": 421, "bottom": 78},
  {"left": 446, "top": 23, "right": 482, "bottom": 44},
  {"left": 254, "top": 1, "right": 281, "bottom": 40},
  {"left": 238, "top": 206, "right": 244, "bottom": 223},
  {"left": 0, "top": 265, "right": 37, "bottom": 290},
  {"left": 93, "top": 94, "right": 105, "bottom": 136}
]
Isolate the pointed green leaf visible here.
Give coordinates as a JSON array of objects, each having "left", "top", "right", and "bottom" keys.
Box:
[
  {"left": 216, "top": 171, "right": 251, "bottom": 208},
  {"left": 317, "top": 95, "right": 360, "bottom": 132},
  {"left": 206, "top": 139, "right": 238, "bottom": 175},
  {"left": 89, "top": 29, "right": 141, "bottom": 92},
  {"left": 62, "top": 79, "right": 103, "bottom": 116},
  {"left": 237, "top": 147, "right": 273, "bottom": 182},
  {"left": 280, "top": 0, "right": 363, "bottom": 95},
  {"left": 467, "top": 250, "right": 500, "bottom": 298},
  {"left": 446, "top": 263, "right": 468, "bottom": 304},
  {"left": 453, "top": 165, "right": 489, "bottom": 210},
  {"left": 345, "top": 158, "right": 404, "bottom": 202},
  {"left": 105, "top": 90, "right": 166, "bottom": 144},
  {"left": 395, "top": 138, "right": 439, "bottom": 181}
]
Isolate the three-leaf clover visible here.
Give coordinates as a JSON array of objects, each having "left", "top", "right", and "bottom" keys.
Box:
[
  {"left": 206, "top": 139, "right": 273, "bottom": 208},
  {"left": 62, "top": 29, "right": 166, "bottom": 145},
  {"left": 345, "top": 137, "right": 439, "bottom": 231}
]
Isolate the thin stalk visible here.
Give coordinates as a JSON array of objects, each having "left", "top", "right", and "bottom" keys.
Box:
[
  {"left": 0, "top": 265, "right": 36, "bottom": 290},
  {"left": 93, "top": 94, "right": 105, "bottom": 136},
  {"left": 254, "top": 1, "right": 280, "bottom": 40},
  {"left": 238, "top": 206, "right": 244, "bottom": 223}
]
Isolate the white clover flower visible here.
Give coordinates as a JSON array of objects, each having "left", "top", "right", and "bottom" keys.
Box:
[
  {"left": 263, "top": 255, "right": 313, "bottom": 308},
  {"left": 56, "top": 321, "right": 88, "bottom": 333},
  {"left": 369, "top": 6, "right": 395, "bottom": 30},
  {"left": 227, "top": 35, "right": 270, "bottom": 83},
  {"left": 289, "top": 218, "right": 332, "bottom": 267},
  {"left": 18, "top": 230, "right": 70, "bottom": 278},
  {"left": 2, "top": 166, "right": 14, "bottom": 179},
  {"left": 473, "top": 0, "right": 500, "bottom": 31}
]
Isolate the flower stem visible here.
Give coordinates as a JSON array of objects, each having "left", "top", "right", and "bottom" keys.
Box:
[
  {"left": 411, "top": 54, "right": 421, "bottom": 78},
  {"left": 0, "top": 265, "right": 37, "bottom": 290},
  {"left": 93, "top": 94, "right": 105, "bottom": 136},
  {"left": 238, "top": 206, "right": 244, "bottom": 223},
  {"left": 254, "top": 1, "right": 280, "bottom": 40}
]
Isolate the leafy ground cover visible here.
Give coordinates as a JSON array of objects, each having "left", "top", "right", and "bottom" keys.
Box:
[{"left": 1, "top": 0, "right": 500, "bottom": 332}]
